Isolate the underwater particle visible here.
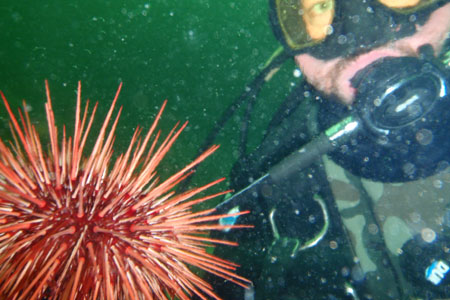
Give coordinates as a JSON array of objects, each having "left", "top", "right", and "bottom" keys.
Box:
[
  {"left": 293, "top": 68, "right": 302, "bottom": 78},
  {"left": 337, "top": 34, "right": 347, "bottom": 45},
  {"left": 410, "top": 211, "right": 422, "bottom": 224},
  {"left": 403, "top": 162, "right": 416, "bottom": 176},
  {"left": 244, "top": 284, "right": 255, "bottom": 300},
  {"left": 0, "top": 81, "right": 251, "bottom": 299},
  {"left": 351, "top": 264, "right": 365, "bottom": 282},
  {"left": 341, "top": 266, "right": 350, "bottom": 277},
  {"left": 368, "top": 223, "right": 379, "bottom": 235},
  {"left": 433, "top": 179, "right": 443, "bottom": 189},
  {"left": 329, "top": 240, "right": 338, "bottom": 250},
  {"left": 415, "top": 128, "right": 433, "bottom": 145},
  {"left": 421, "top": 227, "right": 437, "bottom": 243}
]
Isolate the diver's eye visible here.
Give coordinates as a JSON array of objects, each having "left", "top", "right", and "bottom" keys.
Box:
[{"left": 311, "top": 0, "right": 334, "bottom": 15}]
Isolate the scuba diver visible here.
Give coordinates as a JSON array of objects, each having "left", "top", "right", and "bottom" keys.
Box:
[{"left": 201, "top": 0, "right": 450, "bottom": 299}]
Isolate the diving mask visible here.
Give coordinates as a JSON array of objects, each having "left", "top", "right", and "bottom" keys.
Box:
[{"left": 270, "top": 0, "right": 443, "bottom": 55}]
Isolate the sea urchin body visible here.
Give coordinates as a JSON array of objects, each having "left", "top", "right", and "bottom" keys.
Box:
[{"left": 0, "top": 81, "right": 251, "bottom": 300}]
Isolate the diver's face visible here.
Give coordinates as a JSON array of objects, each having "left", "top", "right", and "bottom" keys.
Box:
[
  {"left": 301, "top": 0, "right": 334, "bottom": 41},
  {"left": 294, "top": 3, "right": 450, "bottom": 105}
]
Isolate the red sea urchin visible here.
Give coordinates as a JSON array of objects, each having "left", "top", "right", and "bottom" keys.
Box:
[{"left": 0, "top": 81, "right": 251, "bottom": 300}]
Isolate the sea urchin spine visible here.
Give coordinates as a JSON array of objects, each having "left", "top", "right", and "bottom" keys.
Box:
[{"left": 0, "top": 81, "right": 251, "bottom": 300}]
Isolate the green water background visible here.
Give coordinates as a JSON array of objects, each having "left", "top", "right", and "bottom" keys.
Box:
[{"left": 0, "top": 0, "right": 299, "bottom": 202}]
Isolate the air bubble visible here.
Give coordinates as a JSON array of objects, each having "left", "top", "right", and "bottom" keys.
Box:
[
  {"left": 416, "top": 129, "right": 433, "bottom": 145},
  {"left": 433, "top": 179, "right": 443, "bottom": 189},
  {"left": 421, "top": 228, "right": 436, "bottom": 243},
  {"left": 337, "top": 35, "right": 347, "bottom": 44}
]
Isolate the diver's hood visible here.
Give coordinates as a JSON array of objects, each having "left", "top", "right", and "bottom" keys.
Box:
[{"left": 318, "top": 55, "right": 450, "bottom": 182}]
